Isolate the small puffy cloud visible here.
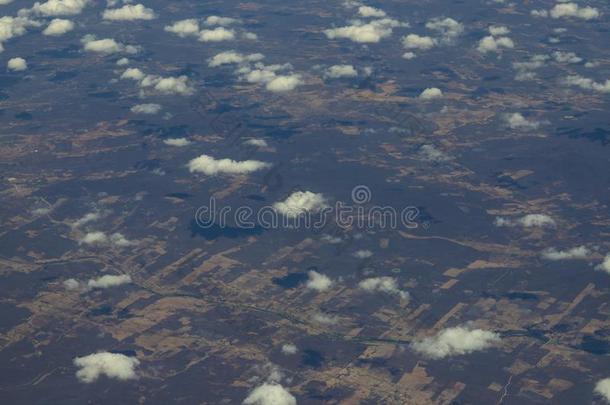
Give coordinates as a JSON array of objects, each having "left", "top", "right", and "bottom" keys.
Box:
[
  {"left": 504, "top": 113, "right": 540, "bottom": 130},
  {"left": 402, "top": 34, "right": 436, "bottom": 50},
  {"left": 71, "top": 211, "right": 102, "bottom": 228},
  {"left": 64, "top": 278, "right": 80, "bottom": 290},
  {"left": 82, "top": 35, "right": 138, "bottom": 54},
  {"left": 419, "top": 144, "right": 451, "bottom": 162},
  {"left": 188, "top": 154, "right": 270, "bottom": 176},
  {"left": 281, "top": 343, "right": 297, "bottom": 355},
  {"left": 266, "top": 74, "right": 302, "bottom": 92},
  {"left": 164, "top": 137, "right": 191, "bottom": 146},
  {"left": 7, "top": 57, "right": 27, "bottom": 71},
  {"left": 236, "top": 61, "right": 302, "bottom": 92},
  {"left": 121, "top": 68, "right": 194, "bottom": 96},
  {"left": 411, "top": 326, "right": 500, "bottom": 359},
  {"left": 30, "top": 0, "right": 89, "bottom": 16},
  {"left": 208, "top": 50, "right": 263, "bottom": 67},
  {"left": 312, "top": 312, "right": 338, "bottom": 325},
  {"left": 273, "top": 191, "right": 327, "bottom": 218},
  {"left": 359, "top": 276, "right": 409, "bottom": 299},
  {"left": 494, "top": 214, "right": 556, "bottom": 228},
  {"left": 164, "top": 19, "right": 199, "bottom": 37},
  {"left": 541, "top": 246, "right": 591, "bottom": 261},
  {"left": 419, "top": 87, "right": 442, "bottom": 100},
  {"left": 116, "top": 57, "right": 129, "bottom": 66},
  {"left": 596, "top": 254, "right": 610, "bottom": 274},
  {"left": 79, "top": 231, "right": 108, "bottom": 245},
  {"left": 87, "top": 274, "right": 131, "bottom": 289},
  {"left": 425, "top": 17, "right": 463, "bottom": 42},
  {"left": 74, "top": 352, "right": 139, "bottom": 383},
  {"left": 109, "top": 232, "right": 134, "bottom": 247},
  {"left": 488, "top": 25, "right": 509, "bottom": 36},
  {"left": 243, "top": 383, "right": 296, "bottom": 405},
  {"left": 199, "top": 27, "right": 235, "bottom": 42},
  {"left": 563, "top": 75, "right": 610, "bottom": 93},
  {"left": 306, "top": 270, "right": 333, "bottom": 292},
  {"left": 43, "top": 18, "right": 74, "bottom": 35},
  {"left": 358, "top": 6, "right": 386, "bottom": 18},
  {"left": 512, "top": 54, "right": 549, "bottom": 80},
  {"left": 324, "top": 18, "right": 406, "bottom": 43},
  {"left": 244, "top": 138, "right": 268, "bottom": 147},
  {"left": 595, "top": 378, "right": 610, "bottom": 403},
  {"left": 552, "top": 51, "right": 581, "bottom": 64},
  {"left": 325, "top": 64, "right": 357, "bottom": 78},
  {"left": 353, "top": 249, "right": 373, "bottom": 259},
  {"left": 120, "top": 67, "right": 145, "bottom": 80},
  {"left": 402, "top": 51, "right": 416, "bottom": 60},
  {"left": 102, "top": 4, "right": 156, "bottom": 21},
  {"left": 550, "top": 3, "right": 599, "bottom": 20},
  {"left": 131, "top": 103, "right": 161, "bottom": 114},
  {"left": 477, "top": 35, "right": 513, "bottom": 53},
  {"left": 531, "top": 9, "right": 549, "bottom": 18},
  {"left": 204, "top": 15, "right": 239, "bottom": 26}
]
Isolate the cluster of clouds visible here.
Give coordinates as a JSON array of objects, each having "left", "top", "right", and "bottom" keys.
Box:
[
  {"left": 563, "top": 75, "right": 610, "bottom": 93},
  {"left": 188, "top": 154, "right": 270, "bottom": 176},
  {"left": 532, "top": 3, "right": 600, "bottom": 20},
  {"left": 273, "top": 191, "right": 327, "bottom": 218},
  {"left": 541, "top": 246, "right": 591, "bottom": 261},
  {"left": 401, "top": 17, "right": 463, "bottom": 58},
  {"left": 64, "top": 274, "right": 132, "bottom": 291},
  {"left": 120, "top": 67, "right": 194, "bottom": 96},
  {"left": 477, "top": 25, "right": 513, "bottom": 54},
  {"left": 358, "top": 276, "right": 409, "bottom": 300},
  {"left": 512, "top": 51, "right": 587, "bottom": 81},
  {"left": 74, "top": 352, "right": 139, "bottom": 383},
  {"left": 79, "top": 231, "right": 134, "bottom": 247},
  {"left": 324, "top": 2, "right": 407, "bottom": 43},
  {"left": 411, "top": 326, "right": 500, "bottom": 359},
  {"left": 494, "top": 214, "right": 556, "bottom": 228},
  {"left": 164, "top": 15, "right": 255, "bottom": 42}
]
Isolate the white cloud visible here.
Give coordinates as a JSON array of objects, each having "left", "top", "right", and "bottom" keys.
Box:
[
  {"left": 116, "top": 57, "right": 129, "bottom": 66},
  {"left": 204, "top": 15, "right": 239, "bottom": 26},
  {"left": 7, "top": 57, "right": 27, "bottom": 71},
  {"left": 64, "top": 278, "right": 80, "bottom": 290},
  {"left": 359, "top": 276, "right": 409, "bottom": 299},
  {"left": 71, "top": 211, "right": 102, "bottom": 228},
  {"left": 79, "top": 231, "right": 108, "bottom": 245},
  {"left": 198, "top": 27, "right": 235, "bottom": 42},
  {"left": 358, "top": 6, "right": 386, "bottom": 18},
  {"left": 402, "top": 34, "right": 436, "bottom": 50},
  {"left": 281, "top": 343, "right": 297, "bottom": 355},
  {"left": 243, "top": 383, "right": 296, "bottom": 405},
  {"left": 273, "top": 191, "right": 327, "bottom": 218},
  {"left": 531, "top": 9, "right": 549, "bottom": 18},
  {"left": 82, "top": 35, "right": 139, "bottom": 54},
  {"left": 402, "top": 51, "right": 416, "bottom": 60},
  {"left": 477, "top": 35, "right": 514, "bottom": 53},
  {"left": 512, "top": 54, "right": 549, "bottom": 81},
  {"left": 541, "top": 246, "right": 591, "bottom": 261},
  {"left": 353, "top": 249, "right": 373, "bottom": 259},
  {"left": 411, "top": 326, "right": 500, "bottom": 359},
  {"left": 43, "top": 18, "right": 74, "bottom": 35},
  {"left": 188, "top": 154, "right": 270, "bottom": 176},
  {"left": 0, "top": 16, "right": 37, "bottom": 52},
  {"left": 595, "top": 378, "right": 610, "bottom": 403},
  {"left": 164, "top": 19, "right": 199, "bottom": 37},
  {"left": 266, "top": 74, "right": 302, "bottom": 92},
  {"left": 244, "top": 138, "right": 268, "bottom": 147},
  {"left": 74, "top": 352, "right": 139, "bottom": 383},
  {"left": 131, "top": 103, "right": 161, "bottom": 114},
  {"left": 419, "top": 144, "right": 451, "bottom": 162},
  {"left": 504, "top": 113, "right": 540, "bottom": 130},
  {"left": 564, "top": 75, "right": 610, "bottom": 93},
  {"left": 419, "top": 87, "right": 443, "bottom": 100},
  {"left": 596, "top": 254, "right": 610, "bottom": 274},
  {"left": 164, "top": 137, "right": 191, "bottom": 146},
  {"left": 488, "top": 25, "right": 509, "bottom": 36},
  {"left": 425, "top": 17, "right": 463, "bottom": 42},
  {"left": 0, "top": 0, "right": 14, "bottom": 5},
  {"left": 30, "top": 0, "right": 89, "bottom": 16},
  {"left": 325, "top": 18, "right": 406, "bottom": 43},
  {"left": 325, "top": 64, "right": 357, "bottom": 78},
  {"left": 306, "top": 270, "right": 333, "bottom": 292},
  {"left": 121, "top": 68, "right": 194, "bottom": 96},
  {"left": 120, "top": 67, "right": 145, "bottom": 80},
  {"left": 109, "top": 232, "right": 134, "bottom": 247},
  {"left": 102, "top": 4, "right": 156, "bottom": 21},
  {"left": 312, "top": 312, "right": 338, "bottom": 325},
  {"left": 494, "top": 214, "right": 556, "bottom": 228},
  {"left": 550, "top": 3, "right": 599, "bottom": 20},
  {"left": 208, "top": 51, "right": 264, "bottom": 67},
  {"left": 87, "top": 274, "right": 131, "bottom": 289},
  {"left": 552, "top": 51, "right": 582, "bottom": 64}
]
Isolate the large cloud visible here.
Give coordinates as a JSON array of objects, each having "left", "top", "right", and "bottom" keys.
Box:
[
  {"left": 419, "top": 87, "right": 442, "bottom": 100},
  {"left": 595, "top": 378, "right": 610, "bottom": 403},
  {"left": 88, "top": 274, "right": 131, "bottom": 289},
  {"left": 82, "top": 35, "right": 139, "bottom": 54},
  {"left": 30, "top": 0, "right": 89, "bottom": 16},
  {"left": 541, "top": 246, "right": 591, "bottom": 261},
  {"left": 164, "top": 19, "right": 199, "bottom": 37},
  {"left": 306, "top": 270, "right": 333, "bottom": 292},
  {"left": 550, "top": 3, "right": 599, "bottom": 20},
  {"left": 325, "top": 18, "right": 406, "bottom": 43},
  {"left": 74, "top": 352, "right": 139, "bottom": 383},
  {"left": 43, "top": 18, "right": 74, "bottom": 35},
  {"left": 243, "top": 383, "right": 296, "bottom": 405},
  {"left": 402, "top": 34, "right": 436, "bottom": 50},
  {"left": 188, "top": 154, "right": 270, "bottom": 175},
  {"left": 358, "top": 277, "right": 409, "bottom": 299},
  {"left": 199, "top": 27, "right": 235, "bottom": 42},
  {"left": 411, "top": 326, "right": 500, "bottom": 359},
  {"left": 208, "top": 51, "right": 264, "bottom": 67},
  {"left": 102, "top": 4, "right": 156, "bottom": 21},
  {"left": 564, "top": 75, "right": 610, "bottom": 93},
  {"left": 7, "top": 57, "right": 27, "bottom": 71},
  {"left": 596, "top": 254, "right": 610, "bottom": 274},
  {"left": 273, "top": 191, "right": 327, "bottom": 218}
]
